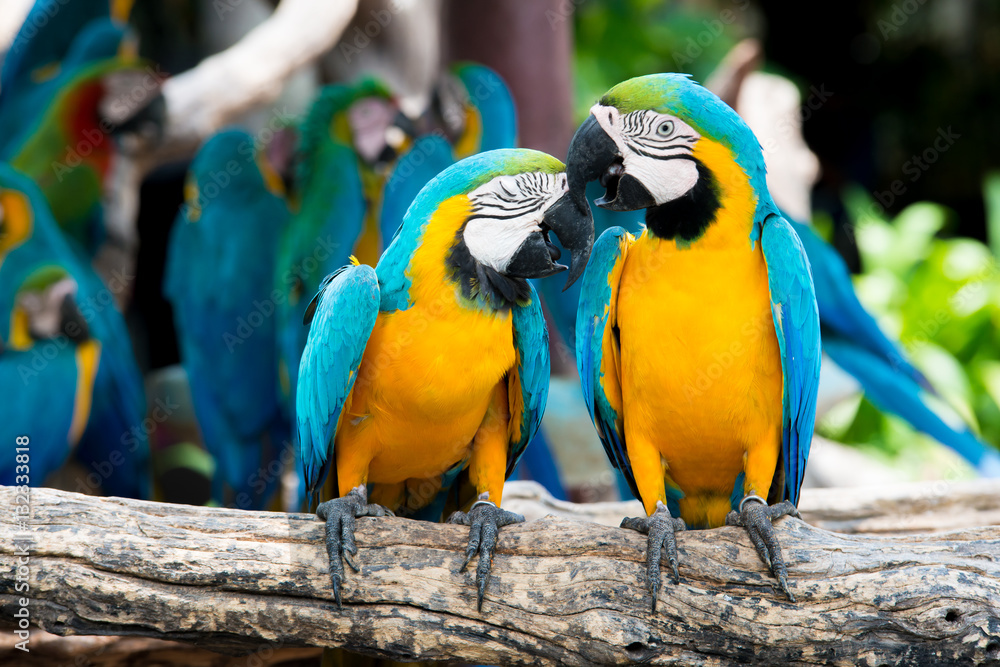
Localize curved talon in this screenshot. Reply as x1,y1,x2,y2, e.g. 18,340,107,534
315,485,393,609
447,499,524,611
620,501,686,612
726,497,799,602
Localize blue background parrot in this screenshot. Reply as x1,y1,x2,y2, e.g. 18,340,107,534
274,77,402,422
566,73,821,607
0,162,149,498
164,129,292,510
433,61,519,160
296,148,592,609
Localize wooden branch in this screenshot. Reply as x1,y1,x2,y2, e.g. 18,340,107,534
2,485,998,665
0,0,33,59
148,0,358,165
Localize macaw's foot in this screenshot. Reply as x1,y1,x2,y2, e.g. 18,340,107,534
315,484,394,608
621,501,686,612
447,497,525,611
725,496,800,601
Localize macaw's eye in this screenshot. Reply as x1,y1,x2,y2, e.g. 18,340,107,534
656,121,674,137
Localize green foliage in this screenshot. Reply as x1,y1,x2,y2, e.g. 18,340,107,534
818,186,1000,465
572,0,747,121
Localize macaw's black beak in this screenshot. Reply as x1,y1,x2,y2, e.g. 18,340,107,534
101,71,166,154
504,191,594,290
59,294,90,343
566,114,656,213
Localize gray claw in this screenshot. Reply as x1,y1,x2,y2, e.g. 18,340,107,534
726,498,799,602
316,485,393,608
621,501,686,612
447,499,524,611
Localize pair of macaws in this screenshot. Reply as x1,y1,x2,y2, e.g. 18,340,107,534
296,73,820,611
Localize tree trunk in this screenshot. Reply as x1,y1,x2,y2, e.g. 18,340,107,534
1,484,998,666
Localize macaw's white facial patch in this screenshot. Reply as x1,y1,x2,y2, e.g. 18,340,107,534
348,97,396,164
17,276,78,339
591,104,702,205
463,171,568,272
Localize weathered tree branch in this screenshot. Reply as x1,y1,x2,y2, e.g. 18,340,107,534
147,0,358,165
1,484,998,666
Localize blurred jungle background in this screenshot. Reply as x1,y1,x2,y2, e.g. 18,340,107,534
2,0,999,513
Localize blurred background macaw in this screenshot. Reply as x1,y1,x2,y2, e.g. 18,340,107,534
0,163,150,498
164,128,292,509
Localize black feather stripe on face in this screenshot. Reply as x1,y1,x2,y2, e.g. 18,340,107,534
446,230,531,311
621,110,698,159
644,160,721,244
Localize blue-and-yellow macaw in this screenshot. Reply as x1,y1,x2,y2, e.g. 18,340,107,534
0,162,149,497
296,148,592,609
278,66,520,418
379,63,519,264
376,62,519,294
378,78,569,500
566,74,821,607
548,194,1000,482
164,129,292,509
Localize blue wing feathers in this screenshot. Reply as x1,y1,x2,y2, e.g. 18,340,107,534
789,216,998,473
761,215,821,505
507,284,549,476
296,265,380,495
824,339,1000,477
575,227,638,497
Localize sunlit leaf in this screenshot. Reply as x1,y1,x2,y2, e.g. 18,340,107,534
983,171,1000,261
